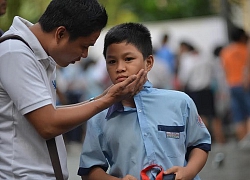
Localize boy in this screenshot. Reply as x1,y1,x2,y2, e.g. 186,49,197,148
78,23,211,180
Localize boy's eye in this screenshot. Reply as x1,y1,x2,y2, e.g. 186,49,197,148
125,57,133,61
107,60,116,64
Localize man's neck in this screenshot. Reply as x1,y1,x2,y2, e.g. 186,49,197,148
29,23,54,56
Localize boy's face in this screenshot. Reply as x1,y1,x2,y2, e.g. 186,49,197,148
105,42,153,84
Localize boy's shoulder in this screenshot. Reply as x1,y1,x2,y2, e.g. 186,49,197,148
88,108,109,124
151,88,190,99
141,88,193,106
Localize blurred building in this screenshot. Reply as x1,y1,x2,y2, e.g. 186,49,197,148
240,0,250,32
218,0,250,35
90,16,228,63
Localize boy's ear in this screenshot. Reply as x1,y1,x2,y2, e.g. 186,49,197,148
146,55,154,71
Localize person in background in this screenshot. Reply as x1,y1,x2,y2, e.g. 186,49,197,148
78,22,211,180
155,34,175,74
211,45,229,145
0,0,147,179
0,0,7,36
220,27,250,149
148,50,173,89
155,34,175,89
177,41,223,142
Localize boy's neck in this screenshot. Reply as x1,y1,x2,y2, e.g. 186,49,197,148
122,98,135,108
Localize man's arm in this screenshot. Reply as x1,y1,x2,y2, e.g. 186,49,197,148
25,69,147,139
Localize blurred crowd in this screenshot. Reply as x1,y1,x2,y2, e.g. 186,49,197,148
56,25,250,154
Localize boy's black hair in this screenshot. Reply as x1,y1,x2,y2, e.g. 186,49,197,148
39,0,108,41
103,22,153,59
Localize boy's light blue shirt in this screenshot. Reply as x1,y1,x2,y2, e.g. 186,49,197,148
78,81,211,180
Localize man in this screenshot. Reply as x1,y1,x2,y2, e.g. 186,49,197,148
0,0,7,36
0,0,147,179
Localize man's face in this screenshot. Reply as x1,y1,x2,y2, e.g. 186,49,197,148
50,29,101,67
0,0,7,16
105,42,153,84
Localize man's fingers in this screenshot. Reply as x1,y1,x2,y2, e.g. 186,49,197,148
136,69,147,84
107,69,147,102
133,69,147,94
119,69,147,94
121,74,137,87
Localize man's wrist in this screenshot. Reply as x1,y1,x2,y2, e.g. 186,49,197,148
89,97,95,102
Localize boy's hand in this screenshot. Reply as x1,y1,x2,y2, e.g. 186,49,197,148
121,174,137,180
164,166,192,180
106,69,147,102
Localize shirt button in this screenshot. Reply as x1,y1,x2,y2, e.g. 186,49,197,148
138,109,142,112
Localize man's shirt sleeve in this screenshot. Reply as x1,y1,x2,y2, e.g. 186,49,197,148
0,45,52,115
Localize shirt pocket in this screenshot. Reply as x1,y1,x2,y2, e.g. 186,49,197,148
157,125,185,158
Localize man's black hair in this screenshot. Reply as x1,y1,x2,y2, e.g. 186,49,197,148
103,22,153,59
39,0,108,41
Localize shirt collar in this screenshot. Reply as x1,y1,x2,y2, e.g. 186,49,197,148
9,16,49,61
106,81,153,118
7,16,56,70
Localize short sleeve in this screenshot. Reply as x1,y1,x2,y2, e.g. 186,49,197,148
78,113,109,176
185,96,211,152
0,47,52,115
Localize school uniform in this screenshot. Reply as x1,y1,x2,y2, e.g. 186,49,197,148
78,81,211,180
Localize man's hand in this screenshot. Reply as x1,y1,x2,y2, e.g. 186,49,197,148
105,69,147,102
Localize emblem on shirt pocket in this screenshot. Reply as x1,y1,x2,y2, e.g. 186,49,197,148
166,132,180,139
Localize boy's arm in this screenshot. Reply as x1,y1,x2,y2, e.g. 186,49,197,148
164,148,208,180
184,148,208,178
81,167,137,180
81,167,118,180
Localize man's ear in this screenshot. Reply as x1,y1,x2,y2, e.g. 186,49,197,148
55,26,67,43
146,55,154,72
